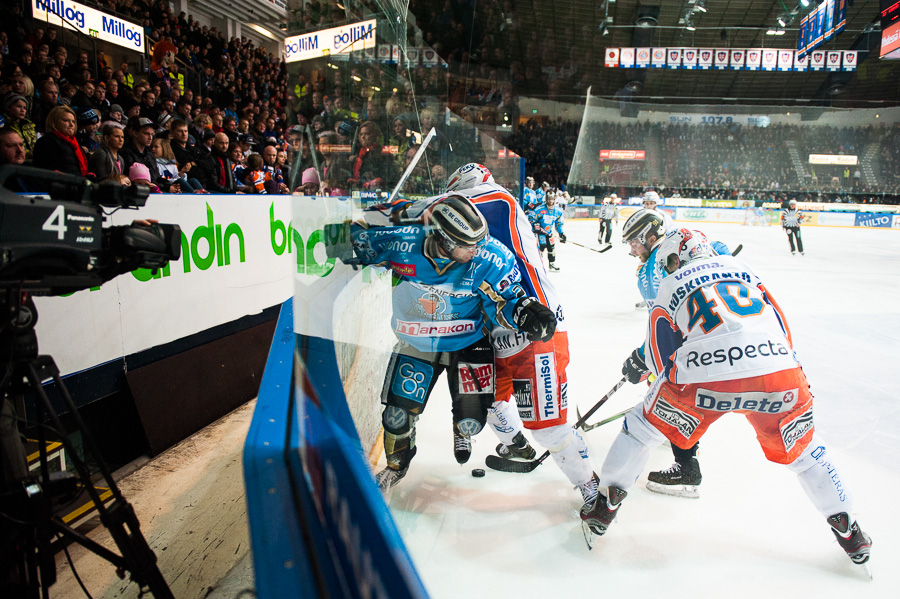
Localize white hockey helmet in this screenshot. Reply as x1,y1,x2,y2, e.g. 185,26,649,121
610,193,618,200
446,163,494,192
789,198,797,206
656,228,715,275
643,190,660,206
622,208,667,246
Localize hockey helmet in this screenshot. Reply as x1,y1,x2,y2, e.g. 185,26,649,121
446,163,494,192
643,190,660,206
789,198,797,206
430,194,488,250
622,208,667,246
656,228,715,275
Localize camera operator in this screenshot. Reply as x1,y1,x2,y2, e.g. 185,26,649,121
121,117,180,193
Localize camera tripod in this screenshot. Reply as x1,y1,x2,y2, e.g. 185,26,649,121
0,292,174,599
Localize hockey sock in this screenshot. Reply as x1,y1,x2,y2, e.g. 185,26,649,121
533,425,593,487
598,405,665,490
487,399,523,447
787,436,853,517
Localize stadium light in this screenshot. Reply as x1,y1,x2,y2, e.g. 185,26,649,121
351,75,362,81
766,28,786,35
695,1,707,13
800,0,810,6
686,23,696,31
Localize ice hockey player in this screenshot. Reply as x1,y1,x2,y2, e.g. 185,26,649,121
620,209,726,498
366,163,602,506
535,181,550,205
530,189,566,271
581,228,873,576
782,198,805,255
597,195,618,245
557,189,569,214
341,195,558,491
522,176,538,214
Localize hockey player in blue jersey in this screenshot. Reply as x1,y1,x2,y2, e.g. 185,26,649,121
344,195,558,491
529,189,566,271
522,176,539,214
619,207,730,498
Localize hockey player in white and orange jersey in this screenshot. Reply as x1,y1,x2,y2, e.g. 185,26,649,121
368,163,601,506
581,228,872,574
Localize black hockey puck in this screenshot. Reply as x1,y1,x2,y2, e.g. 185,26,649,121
471,468,486,478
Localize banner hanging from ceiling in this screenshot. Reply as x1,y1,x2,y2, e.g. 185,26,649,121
603,47,857,72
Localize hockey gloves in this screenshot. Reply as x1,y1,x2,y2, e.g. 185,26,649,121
514,297,557,343
559,233,567,243
622,347,649,384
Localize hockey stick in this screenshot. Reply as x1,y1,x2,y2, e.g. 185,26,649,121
485,376,628,473
577,406,630,432
387,127,436,204
731,244,743,257
570,241,612,254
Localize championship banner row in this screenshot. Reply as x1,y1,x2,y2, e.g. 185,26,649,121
797,0,847,59
603,47,857,72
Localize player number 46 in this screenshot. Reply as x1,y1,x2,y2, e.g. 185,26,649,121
43,205,67,240
687,281,764,333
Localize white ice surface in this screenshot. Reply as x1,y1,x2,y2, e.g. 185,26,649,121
379,220,900,598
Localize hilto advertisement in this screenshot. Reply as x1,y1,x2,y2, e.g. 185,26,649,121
31,0,144,51
284,20,377,63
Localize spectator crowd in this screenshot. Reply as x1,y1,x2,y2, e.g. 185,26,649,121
0,0,897,206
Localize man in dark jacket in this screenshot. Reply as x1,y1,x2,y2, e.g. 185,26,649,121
198,132,237,193
170,118,201,172
121,117,180,193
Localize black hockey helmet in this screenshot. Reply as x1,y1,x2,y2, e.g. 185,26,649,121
430,194,488,249
622,208,667,245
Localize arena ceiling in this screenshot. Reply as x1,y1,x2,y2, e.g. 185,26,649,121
413,0,900,108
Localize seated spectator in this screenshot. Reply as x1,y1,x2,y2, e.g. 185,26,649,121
33,105,90,176
121,117,179,193
198,132,238,193
262,144,289,194
129,162,161,193
230,143,248,193
0,127,26,167
296,167,320,195
2,94,36,161
347,120,397,191
242,153,270,194
89,124,127,182
151,137,207,193
76,107,101,153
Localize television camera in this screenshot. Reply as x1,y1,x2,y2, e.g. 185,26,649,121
0,166,179,598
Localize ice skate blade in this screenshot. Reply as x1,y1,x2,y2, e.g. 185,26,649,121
860,560,873,580
581,520,596,550
646,481,700,498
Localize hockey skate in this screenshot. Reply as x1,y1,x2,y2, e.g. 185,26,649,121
827,512,873,578
375,464,409,492
635,300,648,309
496,431,536,461
580,486,627,549
646,458,702,498
454,431,472,464
548,263,560,271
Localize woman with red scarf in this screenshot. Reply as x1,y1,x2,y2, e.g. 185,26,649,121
33,105,92,177
346,121,397,191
